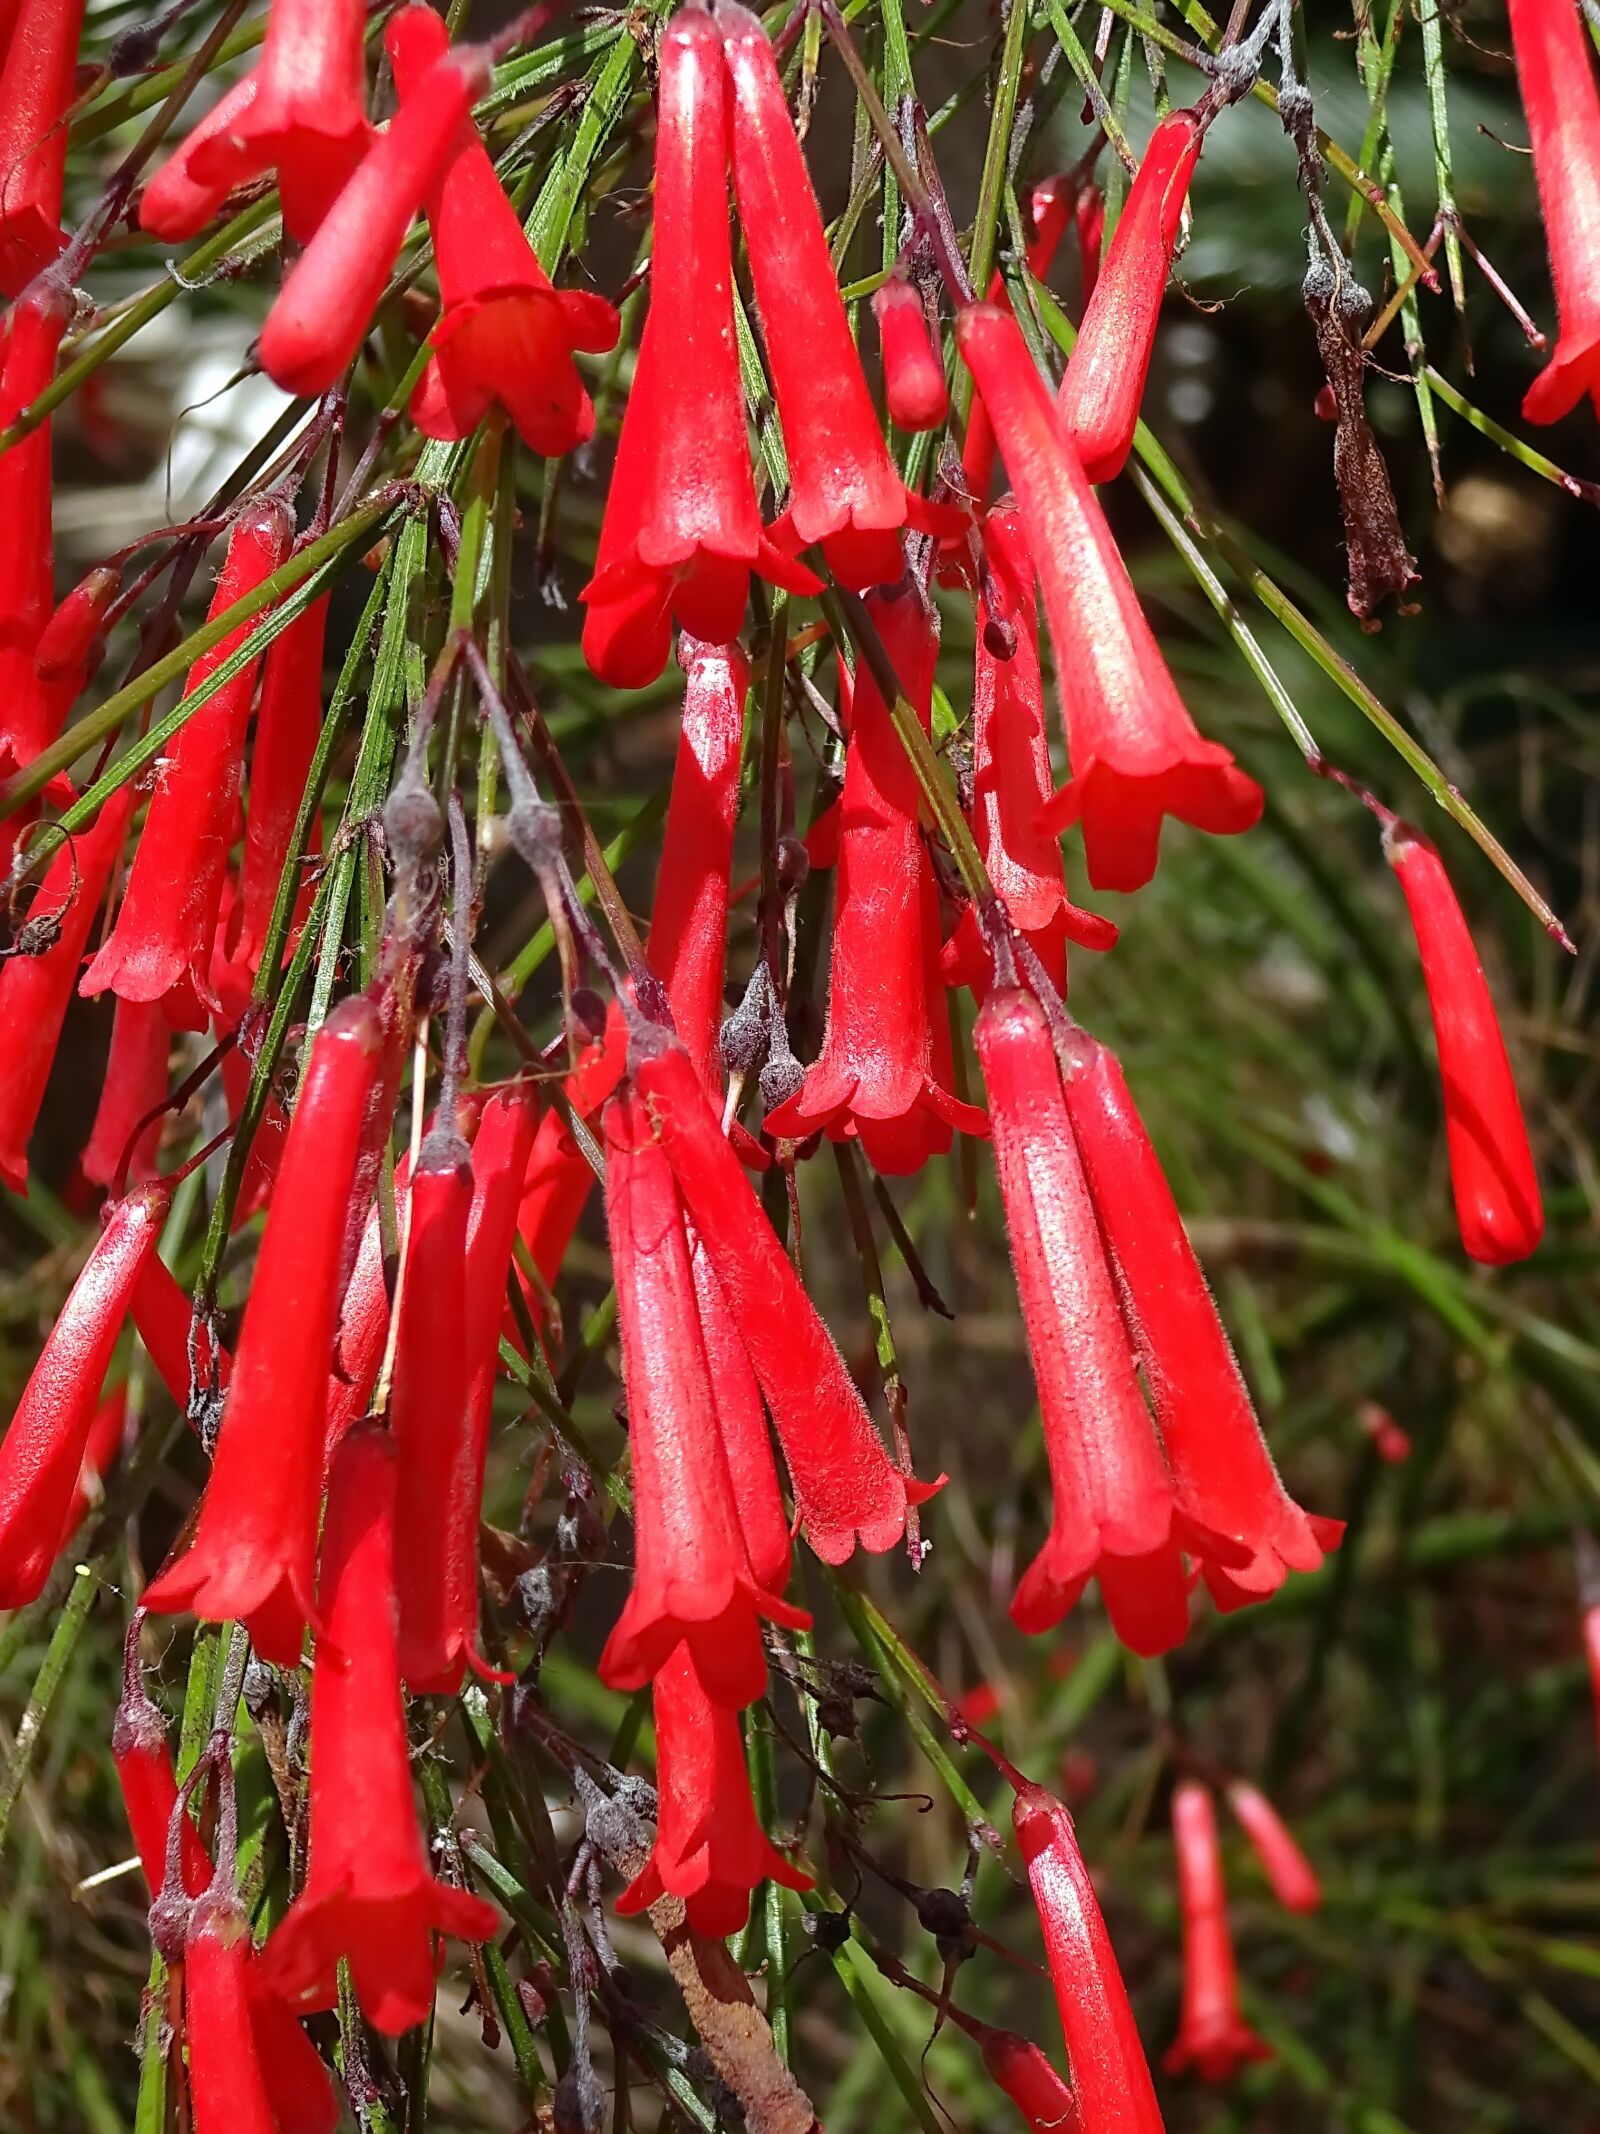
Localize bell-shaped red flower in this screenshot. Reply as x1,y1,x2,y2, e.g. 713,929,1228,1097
261,1425,499,2033
1164,1781,1271,2083
0,0,85,295
957,303,1261,892
765,583,989,1171
236,594,328,978
143,993,389,1663
600,1086,807,1707
1011,1778,1166,2134
873,276,949,433
942,507,1117,996
0,1185,168,1607
1061,1028,1342,1608
977,986,1196,1656
617,1644,812,1937
185,0,373,243
81,502,294,1027
1384,822,1542,1264
112,1619,214,1899
722,6,957,588
1508,0,1600,423
634,1034,939,1562
387,5,619,452
0,789,135,1192
259,40,490,397
1055,110,1203,484
1225,1780,1321,1916
139,76,261,242
0,285,70,779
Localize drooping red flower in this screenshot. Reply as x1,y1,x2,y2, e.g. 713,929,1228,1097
0,1185,168,1607
129,1250,233,1413
956,302,1261,892
508,1046,616,1333
0,284,71,780
245,1982,340,2134
258,40,490,397
0,0,86,295
80,997,169,1192
0,790,134,1192
139,76,261,242
764,583,989,1171
387,5,619,452
617,1644,812,1936
112,1617,213,1900
962,175,1082,506
1225,1780,1321,1916
690,1229,792,1596
722,5,960,588
1507,0,1600,423
184,1893,283,2134
236,594,328,978
321,1140,413,1452
261,1425,499,2034
34,562,120,753
940,2003,1080,2134
1060,1027,1341,1609
81,502,295,1027
976,986,1196,1656
1055,110,1203,484
1011,1778,1166,2134
600,1085,807,1707
1384,822,1543,1264
143,994,389,1663
873,276,949,433
942,506,1118,995
633,1034,939,1563
185,0,373,243
1164,1781,1271,2083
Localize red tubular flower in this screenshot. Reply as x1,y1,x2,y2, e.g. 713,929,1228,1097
508,1048,616,1332
633,1035,939,1563
236,594,328,977
1224,1781,1321,1916
0,0,86,295
81,502,294,1027
1077,186,1107,304
977,987,1196,1656
601,1086,807,1705
387,5,618,452
321,1142,413,1451
0,1186,168,1607
247,1984,340,2134
130,1251,232,1412
873,277,949,433
80,998,170,1191
112,1619,213,1899
261,1425,499,2034
764,585,989,1171
962,177,1080,505
722,6,958,588
258,41,490,397
942,507,1118,996
0,286,70,778
0,790,134,1193
617,1644,812,1936
185,0,372,243
1012,1779,1166,2134
1384,822,1542,1264
1507,0,1600,422
956,303,1261,892
1061,1029,1341,1609
139,76,261,242
691,1233,792,1596
143,994,388,1664
1164,1781,1270,2083
1055,111,1203,484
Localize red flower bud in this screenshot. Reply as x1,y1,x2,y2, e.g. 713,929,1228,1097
1383,823,1542,1264
259,41,490,396
0,1186,168,1606
0,286,70,776
617,1644,812,1936
35,561,120,695
80,998,170,1192
0,790,135,1192
722,6,958,588
1508,0,1600,423
388,5,619,452
186,0,373,243
236,594,329,977
977,987,1193,1656
261,1425,499,2033
956,302,1261,892
140,75,261,241
1224,1780,1321,1916
112,1621,212,1898
971,2022,1080,2134
1061,1030,1342,1609
764,584,989,1171
1055,111,1203,484
143,994,389,1662
633,1035,939,1563
873,277,949,433
1164,1781,1270,2083
1011,1779,1166,2134
0,0,85,295
81,502,295,1027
